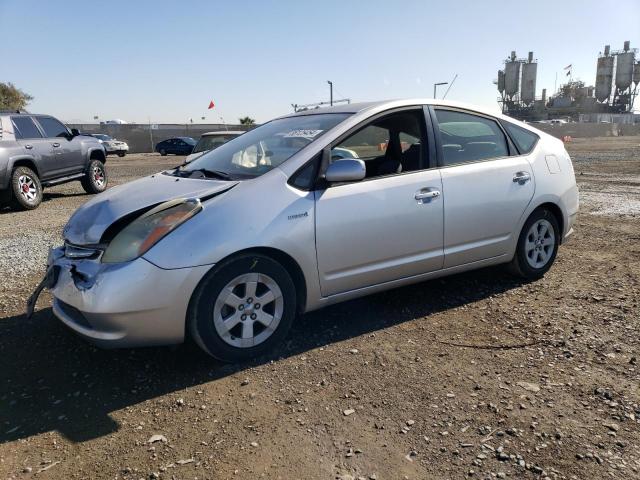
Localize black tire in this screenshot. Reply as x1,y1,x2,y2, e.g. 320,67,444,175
509,208,560,280
117,152,126,157
160,149,167,156
189,253,297,362
81,160,108,194
10,166,42,210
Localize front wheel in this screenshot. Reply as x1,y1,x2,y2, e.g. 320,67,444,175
117,152,126,157
189,254,297,362
160,149,167,156
81,160,108,194
509,208,560,280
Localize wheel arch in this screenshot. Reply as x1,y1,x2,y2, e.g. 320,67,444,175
217,246,307,314
184,246,308,343
530,201,565,244
10,156,40,177
88,147,106,164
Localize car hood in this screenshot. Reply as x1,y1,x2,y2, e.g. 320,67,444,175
63,172,237,245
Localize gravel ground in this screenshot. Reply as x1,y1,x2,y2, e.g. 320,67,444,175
0,140,639,480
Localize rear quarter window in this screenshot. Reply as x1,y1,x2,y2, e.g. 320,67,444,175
502,121,539,154
12,116,43,139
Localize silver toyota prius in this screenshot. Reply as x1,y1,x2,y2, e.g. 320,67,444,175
32,99,579,362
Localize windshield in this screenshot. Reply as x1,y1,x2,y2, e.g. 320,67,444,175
180,113,350,179
193,134,240,154
94,134,112,141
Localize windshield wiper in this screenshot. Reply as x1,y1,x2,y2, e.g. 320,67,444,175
187,168,232,180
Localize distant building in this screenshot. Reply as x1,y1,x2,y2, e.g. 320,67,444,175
496,42,639,122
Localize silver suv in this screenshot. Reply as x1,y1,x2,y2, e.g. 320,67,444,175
0,111,108,210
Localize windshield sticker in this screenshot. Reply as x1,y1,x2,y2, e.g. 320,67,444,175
284,129,323,138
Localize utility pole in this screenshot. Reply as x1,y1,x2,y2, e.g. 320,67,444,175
433,82,448,99
148,117,154,152
327,80,333,106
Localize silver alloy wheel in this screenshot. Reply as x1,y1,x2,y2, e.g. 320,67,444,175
17,175,38,202
93,164,105,187
525,219,555,269
213,272,284,348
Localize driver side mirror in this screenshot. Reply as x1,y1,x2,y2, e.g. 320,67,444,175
324,159,366,183
70,128,80,137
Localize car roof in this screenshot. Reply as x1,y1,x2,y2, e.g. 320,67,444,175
281,98,502,118
278,98,543,136
200,131,244,136
0,111,50,116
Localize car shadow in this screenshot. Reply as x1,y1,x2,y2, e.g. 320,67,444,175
0,192,87,214
42,192,87,201
0,266,527,444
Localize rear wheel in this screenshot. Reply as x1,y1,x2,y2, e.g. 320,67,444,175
117,152,126,157
81,160,108,194
10,166,42,210
160,148,167,156
189,254,297,362
510,208,560,279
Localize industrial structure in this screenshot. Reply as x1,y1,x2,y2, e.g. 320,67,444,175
497,41,639,122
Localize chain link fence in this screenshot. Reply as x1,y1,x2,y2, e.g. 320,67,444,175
67,123,252,153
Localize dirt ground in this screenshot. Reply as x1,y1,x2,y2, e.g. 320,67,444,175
1,138,639,480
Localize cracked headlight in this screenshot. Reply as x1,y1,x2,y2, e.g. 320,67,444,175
102,198,202,263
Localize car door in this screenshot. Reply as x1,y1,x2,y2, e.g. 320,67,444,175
34,116,84,176
315,108,444,297
430,107,534,268
10,116,56,177
180,140,194,155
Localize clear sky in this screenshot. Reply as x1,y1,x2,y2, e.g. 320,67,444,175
1,0,638,123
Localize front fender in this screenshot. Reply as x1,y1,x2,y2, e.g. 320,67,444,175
142,169,322,312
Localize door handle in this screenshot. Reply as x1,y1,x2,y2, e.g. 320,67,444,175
415,189,441,203
512,171,531,185
52,142,60,148
25,144,33,150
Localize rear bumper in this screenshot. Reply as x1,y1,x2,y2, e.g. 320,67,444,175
563,212,577,242
49,247,211,348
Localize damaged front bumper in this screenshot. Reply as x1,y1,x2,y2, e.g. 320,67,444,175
41,246,212,348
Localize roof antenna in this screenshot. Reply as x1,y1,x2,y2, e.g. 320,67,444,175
442,74,458,99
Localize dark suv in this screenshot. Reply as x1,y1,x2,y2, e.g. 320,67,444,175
0,112,107,210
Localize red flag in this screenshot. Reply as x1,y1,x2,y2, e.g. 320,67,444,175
208,100,215,109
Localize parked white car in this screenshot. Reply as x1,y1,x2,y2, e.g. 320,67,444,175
32,99,579,362
90,134,129,157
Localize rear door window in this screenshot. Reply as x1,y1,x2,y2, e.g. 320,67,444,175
502,121,539,154
36,116,69,138
12,116,43,139
434,110,509,166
